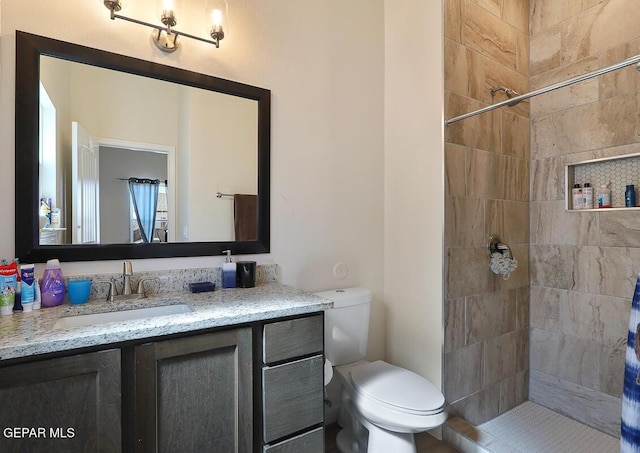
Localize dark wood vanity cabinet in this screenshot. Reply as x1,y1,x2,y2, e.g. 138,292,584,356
0,349,122,453
261,314,325,453
133,328,253,453
0,312,325,453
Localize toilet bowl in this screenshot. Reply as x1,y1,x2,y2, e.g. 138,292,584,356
316,287,447,453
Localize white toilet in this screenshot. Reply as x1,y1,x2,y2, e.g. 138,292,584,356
317,287,447,453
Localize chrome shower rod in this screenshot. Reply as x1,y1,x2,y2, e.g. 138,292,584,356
444,53,640,126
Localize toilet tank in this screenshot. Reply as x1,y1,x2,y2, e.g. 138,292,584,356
315,287,371,366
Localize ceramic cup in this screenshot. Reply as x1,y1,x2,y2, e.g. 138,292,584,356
67,279,91,305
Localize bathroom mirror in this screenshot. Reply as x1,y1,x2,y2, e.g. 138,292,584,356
15,31,270,262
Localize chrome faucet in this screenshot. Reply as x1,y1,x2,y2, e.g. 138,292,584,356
122,260,134,295
97,261,156,301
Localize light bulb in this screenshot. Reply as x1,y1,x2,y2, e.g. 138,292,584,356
211,9,223,27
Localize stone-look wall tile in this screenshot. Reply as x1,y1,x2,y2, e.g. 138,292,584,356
499,374,517,414
484,331,518,386
530,200,599,245
600,343,626,397
445,0,463,42
532,95,637,158
561,292,630,347
445,297,467,353
573,246,640,299
510,157,530,202
444,342,484,402
445,91,502,152
463,0,518,69
466,289,517,345
530,0,582,35
530,286,564,331
445,143,467,196
449,383,502,425
530,24,561,75
516,32,530,77
600,247,640,298
447,247,499,299
561,0,640,66
516,286,530,330
600,211,640,247
530,244,575,289
500,243,529,290
502,112,529,159
473,0,502,17
446,196,486,247
582,0,605,10
530,328,600,388
502,0,529,33
444,0,531,427
466,148,500,199
515,369,530,405
515,328,530,373
445,38,471,95
529,369,622,437
530,158,564,201
598,40,640,99
530,55,600,89
485,199,529,245
571,246,603,295
530,79,599,121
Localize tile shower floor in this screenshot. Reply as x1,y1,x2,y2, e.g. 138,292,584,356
445,401,619,453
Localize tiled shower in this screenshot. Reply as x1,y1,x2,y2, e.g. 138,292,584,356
444,0,640,440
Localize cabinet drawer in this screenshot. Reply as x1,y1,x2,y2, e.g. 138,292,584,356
263,427,323,453
263,314,323,364
262,355,324,443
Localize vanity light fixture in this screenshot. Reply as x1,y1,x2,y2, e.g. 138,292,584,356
103,0,227,52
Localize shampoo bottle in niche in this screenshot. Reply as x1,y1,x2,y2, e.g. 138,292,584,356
598,183,611,208
626,184,636,207
41,259,65,307
582,183,593,209
222,250,236,289
572,184,583,209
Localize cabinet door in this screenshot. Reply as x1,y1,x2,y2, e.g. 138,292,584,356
135,328,252,453
0,349,122,453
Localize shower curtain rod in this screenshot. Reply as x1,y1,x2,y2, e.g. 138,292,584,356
444,53,640,126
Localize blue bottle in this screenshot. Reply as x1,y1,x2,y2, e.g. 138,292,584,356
221,250,236,289
626,184,636,207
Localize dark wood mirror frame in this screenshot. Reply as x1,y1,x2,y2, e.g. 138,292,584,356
15,31,270,263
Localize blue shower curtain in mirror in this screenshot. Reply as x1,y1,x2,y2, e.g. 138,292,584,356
128,178,160,244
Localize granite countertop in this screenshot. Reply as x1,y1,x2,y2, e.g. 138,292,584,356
0,283,331,362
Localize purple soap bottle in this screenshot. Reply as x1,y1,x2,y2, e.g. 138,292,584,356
41,259,65,307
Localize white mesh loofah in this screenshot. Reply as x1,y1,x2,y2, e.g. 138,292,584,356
490,252,518,280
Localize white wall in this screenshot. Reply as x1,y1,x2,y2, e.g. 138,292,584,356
384,0,444,387
0,0,388,359
1,1,445,380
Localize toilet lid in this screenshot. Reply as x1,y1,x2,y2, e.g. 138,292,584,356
351,361,445,414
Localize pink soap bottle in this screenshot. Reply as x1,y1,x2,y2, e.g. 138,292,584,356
41,259,65,307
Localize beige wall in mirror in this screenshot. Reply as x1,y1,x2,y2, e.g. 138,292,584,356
39,55,257,246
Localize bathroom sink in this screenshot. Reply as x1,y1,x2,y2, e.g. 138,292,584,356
53,304,193,330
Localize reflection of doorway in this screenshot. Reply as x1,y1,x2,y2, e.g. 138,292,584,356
96,139,175,245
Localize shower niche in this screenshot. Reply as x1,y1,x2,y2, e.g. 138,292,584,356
565,152,640,211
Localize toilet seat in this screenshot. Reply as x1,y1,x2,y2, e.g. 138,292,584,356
351,360,445,415
345,360,447,433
